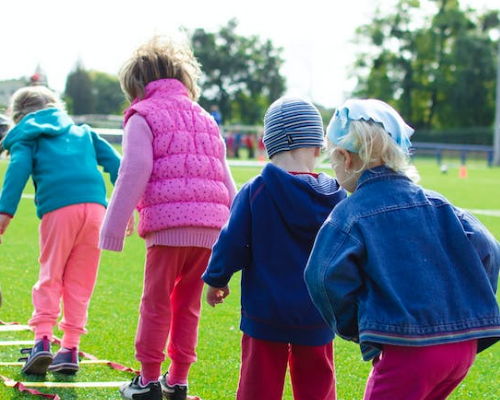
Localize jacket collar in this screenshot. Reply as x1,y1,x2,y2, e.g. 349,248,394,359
356,165,409,191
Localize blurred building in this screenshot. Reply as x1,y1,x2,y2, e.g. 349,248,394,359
0,79,25,109
0,65,48,109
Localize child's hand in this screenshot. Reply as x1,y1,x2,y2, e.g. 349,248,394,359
206,285,230,307
125,214,135,236
0,214,12,244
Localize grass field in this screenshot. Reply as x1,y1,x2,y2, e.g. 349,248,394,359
0,156,499,399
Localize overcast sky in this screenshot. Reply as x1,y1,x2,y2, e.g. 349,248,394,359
0,0,497,108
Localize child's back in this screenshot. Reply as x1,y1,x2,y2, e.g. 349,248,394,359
99,35,236,400
0,107,119,219
203,97,346,400
0,85,121,376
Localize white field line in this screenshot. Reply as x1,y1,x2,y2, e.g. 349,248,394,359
467,209,500,217
0,360,110,366
0,340,32,346
2,380,128,388
0,325,31,332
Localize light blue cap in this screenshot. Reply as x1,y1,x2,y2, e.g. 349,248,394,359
326,99,414,154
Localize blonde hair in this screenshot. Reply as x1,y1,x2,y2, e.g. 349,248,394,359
328,120,419,182
10,86,63,124
119,35,201,102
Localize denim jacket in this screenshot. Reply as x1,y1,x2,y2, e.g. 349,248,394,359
305,166,500,361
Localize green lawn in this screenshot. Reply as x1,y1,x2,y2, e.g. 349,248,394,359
0,157,499,399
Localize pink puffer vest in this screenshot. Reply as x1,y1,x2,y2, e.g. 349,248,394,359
124,79,230,238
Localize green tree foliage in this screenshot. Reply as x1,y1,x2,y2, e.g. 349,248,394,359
65,65,125,116
190,19,286,125
90,71,125,115
352,0,499,130
64,61,94,115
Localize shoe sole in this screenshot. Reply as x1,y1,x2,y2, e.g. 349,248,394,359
22,352,53,375
48,363,79,375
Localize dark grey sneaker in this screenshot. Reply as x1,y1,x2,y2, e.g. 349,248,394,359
159,373,188,400
48,347,79,374
19,336,53,375
119,375,162,400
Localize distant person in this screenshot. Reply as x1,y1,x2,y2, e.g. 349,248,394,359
0,114,10,156
257,130,265,160
0,86,121,375
244,133,255,159
225,133,235,157
210,105,222,126
233,130,242,158
99,35,236,400
203,97,347,400
305,99,500,400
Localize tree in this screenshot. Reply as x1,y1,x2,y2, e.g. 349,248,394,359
64,61,94,115
352,0,499,131
190,19,286,125
90,71,125,115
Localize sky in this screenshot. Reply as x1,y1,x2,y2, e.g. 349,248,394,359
0,0,498,109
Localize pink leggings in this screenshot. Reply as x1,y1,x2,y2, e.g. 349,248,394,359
236,334,336,400
135,245,211,384
30,203,105,349
364,340,477,400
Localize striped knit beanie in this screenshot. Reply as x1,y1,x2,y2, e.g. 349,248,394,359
263,97,325,158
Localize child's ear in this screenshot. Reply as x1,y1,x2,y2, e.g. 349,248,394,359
314,147,321,157
337,148,353,170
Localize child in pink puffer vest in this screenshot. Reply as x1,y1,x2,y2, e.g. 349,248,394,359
99,35,236,400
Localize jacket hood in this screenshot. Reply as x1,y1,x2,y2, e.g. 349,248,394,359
261,163,347,233
2,108,72,151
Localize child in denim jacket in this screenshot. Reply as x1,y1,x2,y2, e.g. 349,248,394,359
305,99,500,400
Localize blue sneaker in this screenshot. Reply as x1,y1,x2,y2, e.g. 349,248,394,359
47,347,79,374
119,375,162,400
19,336,53,375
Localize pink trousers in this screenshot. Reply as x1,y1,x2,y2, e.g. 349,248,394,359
363,340,477,400
236,334,337,400
30,203,105,349
135,245,211,384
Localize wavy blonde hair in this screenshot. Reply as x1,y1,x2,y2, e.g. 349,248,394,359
327,120,419,182
119,35,201,102
10,86,63,124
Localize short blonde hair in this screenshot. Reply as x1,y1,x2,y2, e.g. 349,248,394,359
327,120,419,181
10,86,63,124
119,35,201,102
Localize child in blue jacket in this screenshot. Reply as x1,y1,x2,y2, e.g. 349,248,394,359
203,97,347,400
0,86,121,376
305,98,500,400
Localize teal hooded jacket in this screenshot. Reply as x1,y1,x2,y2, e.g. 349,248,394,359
0,108,121,219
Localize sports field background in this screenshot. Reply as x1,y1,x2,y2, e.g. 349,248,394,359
0,156,499,399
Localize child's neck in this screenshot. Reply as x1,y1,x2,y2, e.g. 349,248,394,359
271,150,316,173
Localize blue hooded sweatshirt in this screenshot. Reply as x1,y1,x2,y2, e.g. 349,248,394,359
0,108,121,219
202,163,347,345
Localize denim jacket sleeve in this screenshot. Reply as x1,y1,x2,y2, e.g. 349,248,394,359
456,207,500,293
305,218,365,342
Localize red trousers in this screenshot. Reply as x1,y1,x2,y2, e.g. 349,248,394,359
236,334,336,400
364,340,477,400
135,245,211,383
